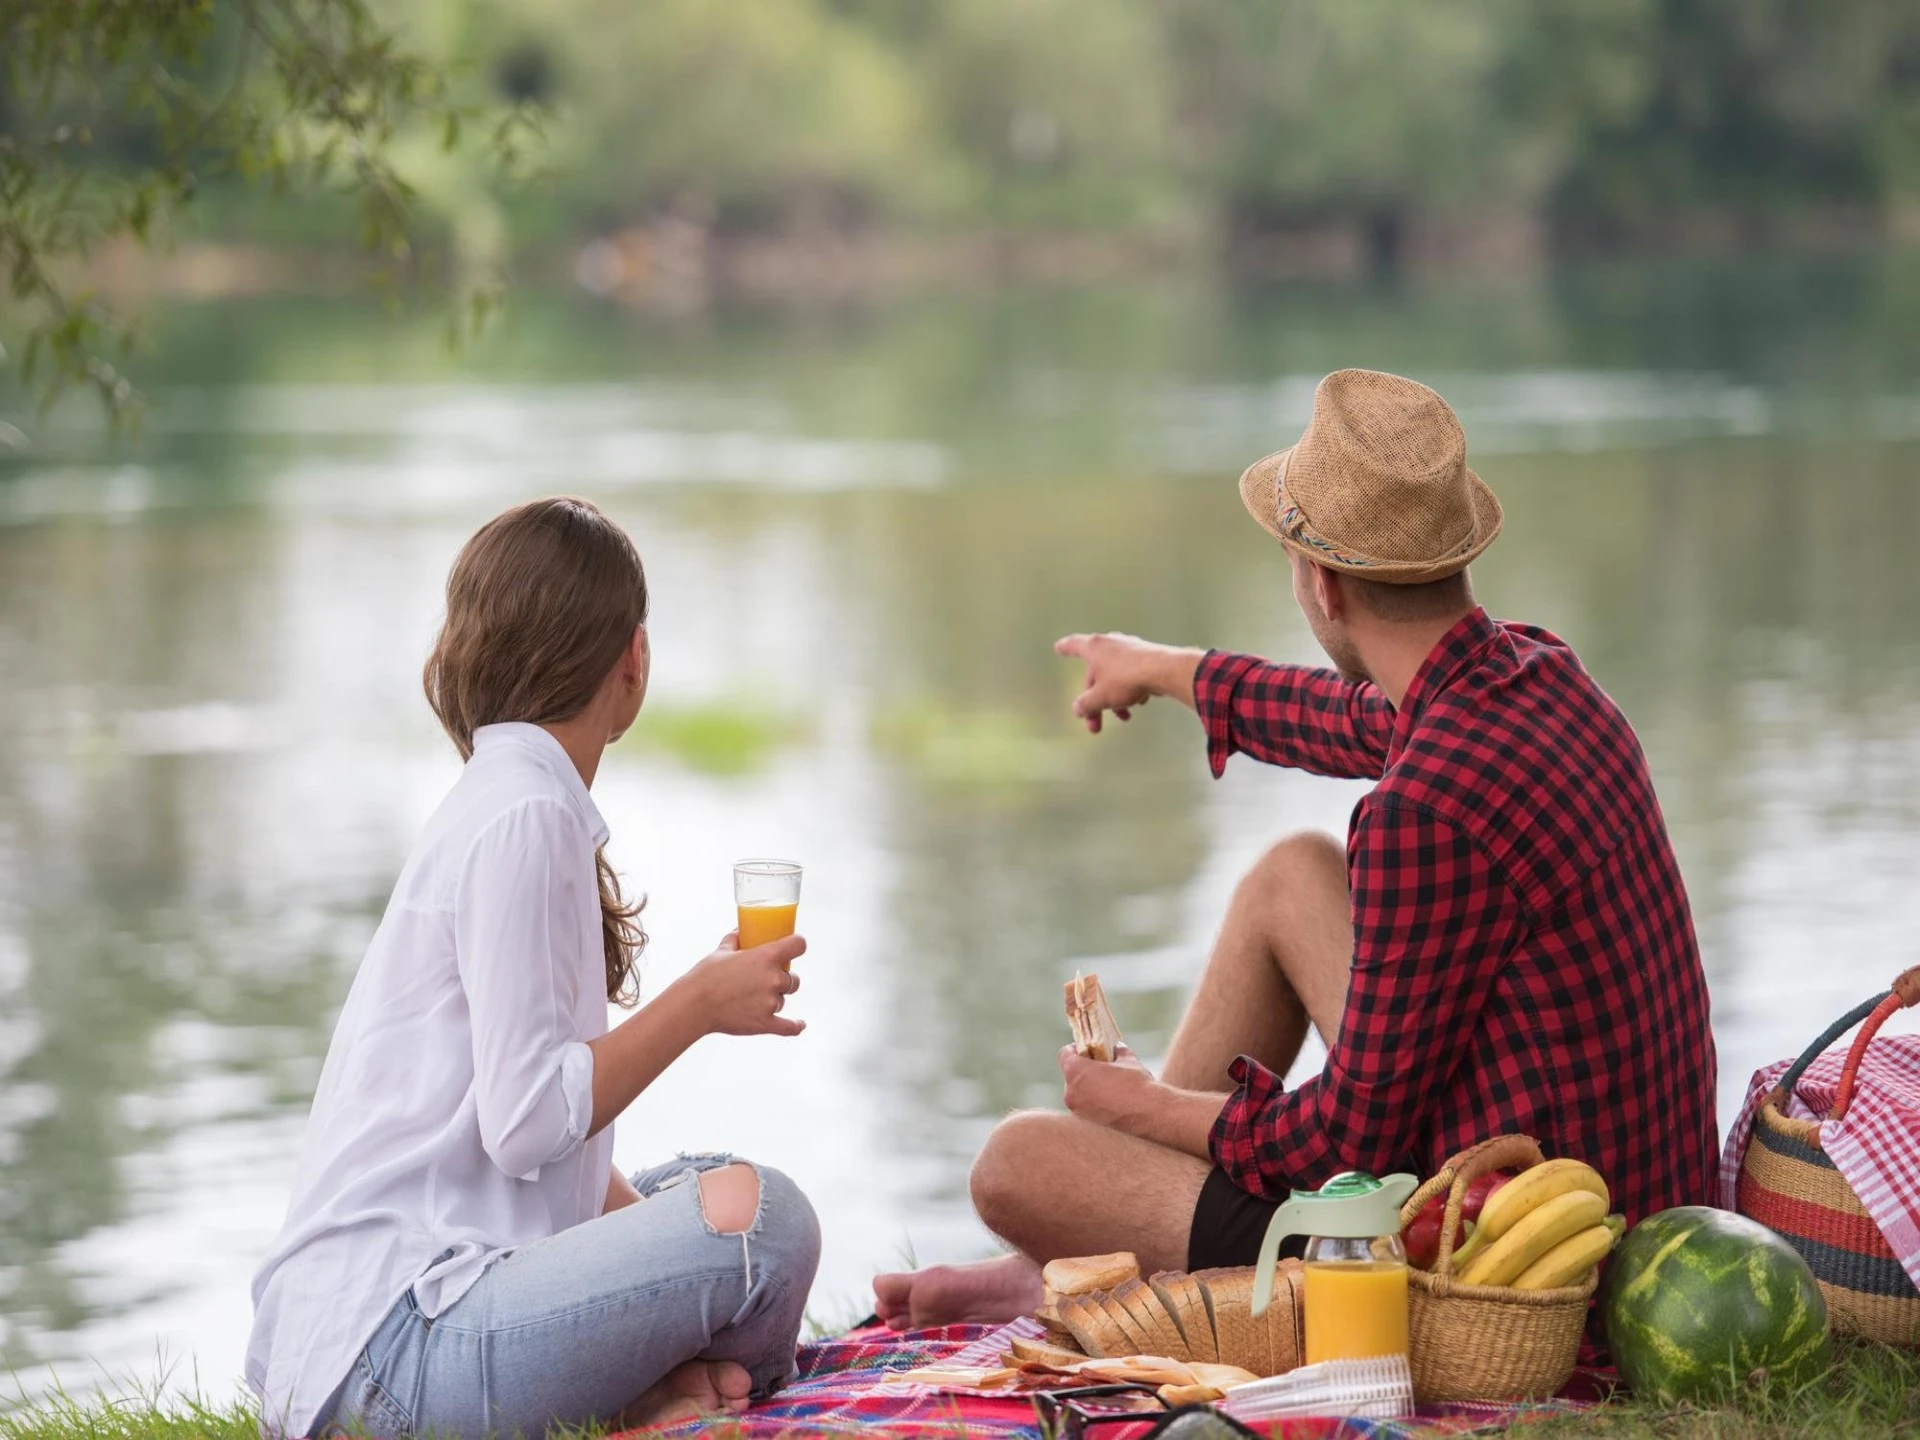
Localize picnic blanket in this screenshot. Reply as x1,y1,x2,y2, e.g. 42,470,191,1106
1722,1033,1920,1293
626,1322,1601,1439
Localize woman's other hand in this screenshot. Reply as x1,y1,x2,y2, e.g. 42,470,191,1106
689,932,806,1038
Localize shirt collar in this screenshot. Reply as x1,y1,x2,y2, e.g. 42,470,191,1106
1388,606,1501,752
471,722,611,848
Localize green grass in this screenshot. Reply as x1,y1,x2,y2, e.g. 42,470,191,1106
1501,1337,1920,1438
3,1338,1915,1439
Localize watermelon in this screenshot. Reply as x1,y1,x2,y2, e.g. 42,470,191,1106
1601,1206,1831,1405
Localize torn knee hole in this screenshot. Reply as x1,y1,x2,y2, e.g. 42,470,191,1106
697,1162,760,1234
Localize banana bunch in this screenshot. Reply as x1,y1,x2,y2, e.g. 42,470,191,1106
1453,1159,1625,1291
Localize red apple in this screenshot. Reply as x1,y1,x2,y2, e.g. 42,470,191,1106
1402,1171,1512,1270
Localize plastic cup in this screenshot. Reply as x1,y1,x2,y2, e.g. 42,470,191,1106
733,859,802,953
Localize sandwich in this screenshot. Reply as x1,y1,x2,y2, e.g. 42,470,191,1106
1064,971,1125,1061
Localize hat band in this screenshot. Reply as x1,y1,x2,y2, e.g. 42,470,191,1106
1278,500,1481,569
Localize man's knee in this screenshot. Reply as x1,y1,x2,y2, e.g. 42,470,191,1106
1239,830,1344,901
970,1111,1064,1230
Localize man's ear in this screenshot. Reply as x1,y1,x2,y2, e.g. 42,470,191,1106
1314,564,1346,623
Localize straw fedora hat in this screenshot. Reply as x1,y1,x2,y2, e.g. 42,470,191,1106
1238,369,1502,583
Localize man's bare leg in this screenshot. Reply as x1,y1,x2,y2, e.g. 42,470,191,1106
873,1113,1209,1328
1161,830,1353,1092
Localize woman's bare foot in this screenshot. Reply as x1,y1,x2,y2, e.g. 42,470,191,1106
872,1253,1044,1329
619,1358,753,1428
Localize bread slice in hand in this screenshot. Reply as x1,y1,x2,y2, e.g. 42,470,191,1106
1149,1272,1217,1364
1064,972,1125,1061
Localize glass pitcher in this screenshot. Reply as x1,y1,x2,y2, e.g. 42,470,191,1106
1251,1170,1419,1364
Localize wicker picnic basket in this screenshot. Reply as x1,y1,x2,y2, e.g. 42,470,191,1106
1399,1135,1594,1404
1735,965,1920,1348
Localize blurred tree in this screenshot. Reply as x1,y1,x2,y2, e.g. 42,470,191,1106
1163,0,1656,264
1550,0,1920,244
0,0,539,415
530,0,936,231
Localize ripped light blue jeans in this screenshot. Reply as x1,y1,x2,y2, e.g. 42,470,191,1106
313,1155,821,1438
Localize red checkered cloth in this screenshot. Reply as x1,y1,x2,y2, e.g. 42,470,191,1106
617,1323,1602,1439
1195,608,1719,1237
1721,1035,1920,1292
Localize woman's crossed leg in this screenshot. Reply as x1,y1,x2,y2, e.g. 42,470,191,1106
321,1154,820,1438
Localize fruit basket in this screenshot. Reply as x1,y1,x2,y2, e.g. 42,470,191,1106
1399,1135,1596,1404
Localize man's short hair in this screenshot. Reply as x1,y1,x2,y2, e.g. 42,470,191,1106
1341,569,1474,623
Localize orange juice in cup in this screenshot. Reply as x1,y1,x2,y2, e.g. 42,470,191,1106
734,860,802,954
1303,1260,1410,1363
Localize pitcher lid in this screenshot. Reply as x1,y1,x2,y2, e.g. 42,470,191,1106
1281,1170,1418,1238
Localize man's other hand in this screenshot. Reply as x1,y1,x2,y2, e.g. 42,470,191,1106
1060,1044,1157,1129
1054,633,1205,733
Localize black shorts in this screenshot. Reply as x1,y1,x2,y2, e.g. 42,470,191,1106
1187,1167,1303,1270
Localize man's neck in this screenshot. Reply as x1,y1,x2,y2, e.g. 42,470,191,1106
1361,609,1477,711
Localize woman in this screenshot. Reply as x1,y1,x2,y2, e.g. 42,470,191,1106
246,497,820,1438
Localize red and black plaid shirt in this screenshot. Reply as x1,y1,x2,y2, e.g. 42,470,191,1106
1197,608,1719,1230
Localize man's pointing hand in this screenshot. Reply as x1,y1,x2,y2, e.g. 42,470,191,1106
1054,633,1206,734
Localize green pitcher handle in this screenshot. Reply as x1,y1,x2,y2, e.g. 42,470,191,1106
1250,1172,1420,1316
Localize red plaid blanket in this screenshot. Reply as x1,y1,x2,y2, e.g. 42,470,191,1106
622,1324,1601,1439
1722,1035,1920,1292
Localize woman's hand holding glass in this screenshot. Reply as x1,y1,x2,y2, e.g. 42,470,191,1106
687,931,806,1038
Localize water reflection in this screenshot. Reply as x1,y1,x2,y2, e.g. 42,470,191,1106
1,254,1918,1399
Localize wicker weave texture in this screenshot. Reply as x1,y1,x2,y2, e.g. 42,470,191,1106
1738,1101,1920,1347
1399,1135,1594,1402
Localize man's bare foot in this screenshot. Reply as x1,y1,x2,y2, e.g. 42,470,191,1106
619,1358,753,1428
872,1253,1043,1330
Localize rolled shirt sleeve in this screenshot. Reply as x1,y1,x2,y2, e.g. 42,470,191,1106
1194,650,1395,780
454,797,599,1182
1209,796,1519,1196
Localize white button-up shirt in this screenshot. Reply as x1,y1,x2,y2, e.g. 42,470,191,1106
247,723,615,1437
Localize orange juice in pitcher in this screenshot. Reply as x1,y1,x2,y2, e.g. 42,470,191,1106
1303,1259,1410,1362
1251,1170,1418,1364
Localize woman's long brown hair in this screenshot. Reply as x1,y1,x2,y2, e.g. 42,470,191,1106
422,496,647,1005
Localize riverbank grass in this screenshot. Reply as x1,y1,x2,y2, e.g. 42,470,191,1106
3,1338,1916,1439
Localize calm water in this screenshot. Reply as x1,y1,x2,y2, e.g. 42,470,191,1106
3,253,1919,1402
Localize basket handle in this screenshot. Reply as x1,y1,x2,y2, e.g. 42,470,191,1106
1767,965,1920,1123
1397,1133,1544,1279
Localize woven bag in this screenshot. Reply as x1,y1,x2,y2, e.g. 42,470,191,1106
1398,1135,1593,1403
1735,965,1920,1347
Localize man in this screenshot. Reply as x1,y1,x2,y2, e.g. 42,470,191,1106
875,368,1718,1329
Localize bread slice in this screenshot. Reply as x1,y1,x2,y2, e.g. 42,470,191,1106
1042,1251,1139,1302
1112,1278,1188,1361
1057,1292,1130,1358
1149,1272,1216,1364
1261,1259,1304,1374
1096,1290,1159,1356
1064,972,1125,1061
1193,1268,1264,1375
1007,1335,1088,1369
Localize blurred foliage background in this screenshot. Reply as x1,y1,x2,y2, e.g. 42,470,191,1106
7,0,1920,371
